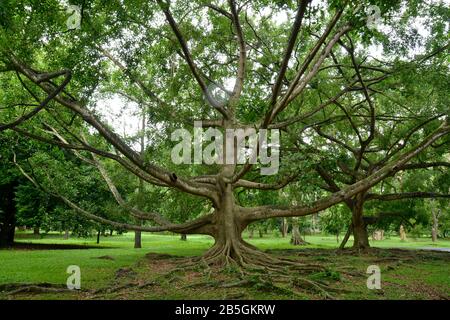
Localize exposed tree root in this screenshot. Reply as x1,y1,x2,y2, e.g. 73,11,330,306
290,237,310,246
92,282,136,294
174,241,327,276
156,242,346,299
89,280,158,298
0,283,75,295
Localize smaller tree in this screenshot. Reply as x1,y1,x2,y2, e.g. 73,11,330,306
320,204,350,244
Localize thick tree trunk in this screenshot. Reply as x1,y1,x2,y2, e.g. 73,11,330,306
180,233,187,241
33,226,40,235
0,183,17,248
200,183,259,266
351,194,370,250
290,217,308,245
0,212,16,247
134,230,142,248
372,230,384,241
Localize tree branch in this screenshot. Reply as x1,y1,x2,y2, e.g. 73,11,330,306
156,0,229,118
241,119,450,222
366,192,450,201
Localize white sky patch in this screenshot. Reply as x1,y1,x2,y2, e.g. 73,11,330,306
95,95,141,140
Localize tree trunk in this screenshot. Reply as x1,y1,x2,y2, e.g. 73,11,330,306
33,226,40,235
134,106,146,249
351,194,370,250
0,182,17,248
431,208,439,242
110,229,113,236
180,233,187,241
290,217,308,245
281,218,288,237
199,183,258,266
134,230,142,248
96,230,100,244
399,224,407,241
248,227,254,239
339,224,353,249
64,230,69,240
312,214,318,234
372,230,384,241
336,233,339,243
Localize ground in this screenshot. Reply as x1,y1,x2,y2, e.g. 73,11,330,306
0,231,449,300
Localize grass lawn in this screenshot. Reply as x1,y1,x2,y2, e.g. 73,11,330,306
0,232,449,300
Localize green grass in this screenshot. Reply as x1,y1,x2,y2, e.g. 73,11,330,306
0,232,449,299
0,233,214,289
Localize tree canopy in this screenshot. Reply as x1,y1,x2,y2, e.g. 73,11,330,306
0,0,449,266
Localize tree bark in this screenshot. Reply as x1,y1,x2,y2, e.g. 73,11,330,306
134,103,146,249
431,207,439,242
180,233,187,241
199,183,259,266
290,217,308,245
372,230,384,241
96,230,100,244
33,226,40,235
281,218,288,237
339,224,352,249
134,230,142,248
0,182,17,248
399,224,407,241
351,193,370,250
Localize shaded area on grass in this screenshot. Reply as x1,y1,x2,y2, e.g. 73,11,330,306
4,242,109,250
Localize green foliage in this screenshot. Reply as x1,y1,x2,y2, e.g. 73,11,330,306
0,0,448,242
319,204,350,236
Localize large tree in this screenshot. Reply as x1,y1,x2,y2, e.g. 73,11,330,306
309,55,450,249
1,0,449,268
